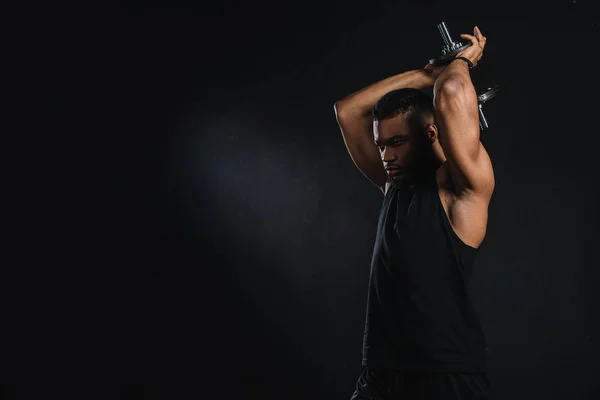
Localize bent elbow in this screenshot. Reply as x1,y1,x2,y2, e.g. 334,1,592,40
334,101,347,120
434,79,468,108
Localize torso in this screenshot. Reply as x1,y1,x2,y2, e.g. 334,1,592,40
384,162,490,249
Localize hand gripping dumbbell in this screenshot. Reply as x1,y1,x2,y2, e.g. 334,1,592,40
429,21,499,130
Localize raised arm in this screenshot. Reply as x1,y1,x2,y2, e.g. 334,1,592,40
334,67,443,193
433,26,495,198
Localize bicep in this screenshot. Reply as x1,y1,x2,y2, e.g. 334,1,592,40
434,82,494,196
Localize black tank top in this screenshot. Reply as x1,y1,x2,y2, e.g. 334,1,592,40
361,177,488,372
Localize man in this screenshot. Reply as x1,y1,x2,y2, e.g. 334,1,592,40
334,26,495,399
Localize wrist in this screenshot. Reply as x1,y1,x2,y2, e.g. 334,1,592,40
453,56,473,69
420,67,438,87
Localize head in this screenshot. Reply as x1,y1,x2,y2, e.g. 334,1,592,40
372,88,445,183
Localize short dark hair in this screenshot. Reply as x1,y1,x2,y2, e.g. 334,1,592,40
372,88,435,128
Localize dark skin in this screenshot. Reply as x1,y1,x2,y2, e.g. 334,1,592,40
335,26,494,249
373,111,442,187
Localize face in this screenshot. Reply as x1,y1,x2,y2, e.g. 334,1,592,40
373,113,433,182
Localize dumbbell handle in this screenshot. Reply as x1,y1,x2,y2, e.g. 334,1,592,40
437,22,454,48
478,104,489,130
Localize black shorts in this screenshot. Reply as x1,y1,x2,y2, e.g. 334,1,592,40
350,367,494,400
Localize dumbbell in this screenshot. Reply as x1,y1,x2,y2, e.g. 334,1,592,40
429,21,498,130
428,21,472,66
477,85,499,130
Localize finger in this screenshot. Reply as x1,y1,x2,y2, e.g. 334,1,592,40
461,33,485,51
480,37,486,50
478,35,487,50
460,33,479,46
476,27,488,48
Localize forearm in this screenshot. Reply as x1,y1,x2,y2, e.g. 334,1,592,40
335,68,435,118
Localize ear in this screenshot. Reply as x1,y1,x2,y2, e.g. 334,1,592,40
424,123,438,143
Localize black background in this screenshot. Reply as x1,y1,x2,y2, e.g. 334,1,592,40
9,0,600,398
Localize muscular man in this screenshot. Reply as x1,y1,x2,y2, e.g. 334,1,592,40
334,26,495,399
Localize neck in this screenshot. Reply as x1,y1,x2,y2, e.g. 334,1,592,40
396,156,442,187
